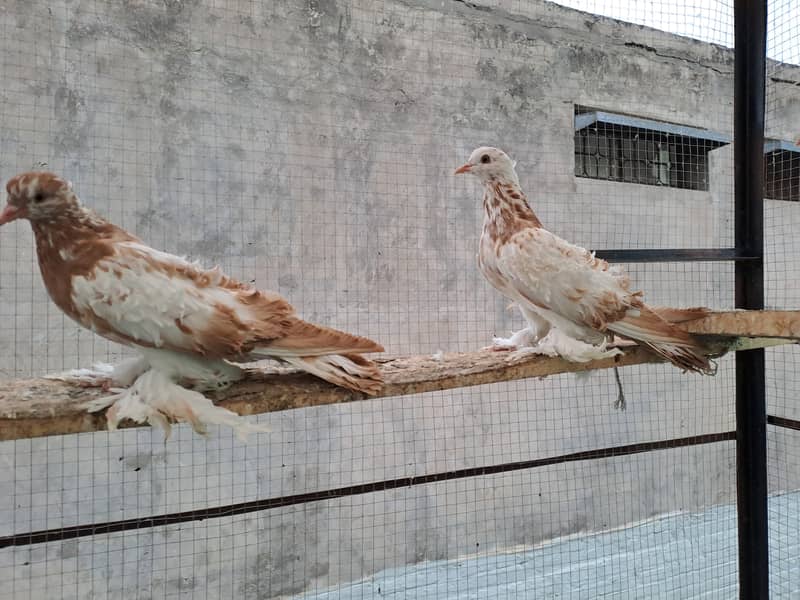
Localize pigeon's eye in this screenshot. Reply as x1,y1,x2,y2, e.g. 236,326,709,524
33,192,45,203
480,154,491,164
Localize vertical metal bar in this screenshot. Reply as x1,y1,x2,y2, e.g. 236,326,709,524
734,0,768,597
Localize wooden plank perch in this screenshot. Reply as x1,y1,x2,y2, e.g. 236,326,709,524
0,310,797,441
684,310,800,339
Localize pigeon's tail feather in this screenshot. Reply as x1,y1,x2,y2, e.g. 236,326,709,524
282,353,383,395
255,318,384,358
609,306,713,374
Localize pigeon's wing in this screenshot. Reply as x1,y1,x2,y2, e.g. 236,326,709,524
496,228,712,373
495,228,643,331
70,241,382,359
68,241,285,356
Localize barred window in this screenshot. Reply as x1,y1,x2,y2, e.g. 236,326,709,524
764,141,800,201
574,107,729,191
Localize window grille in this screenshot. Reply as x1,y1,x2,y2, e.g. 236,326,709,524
764,141,800,201
574,106,729,191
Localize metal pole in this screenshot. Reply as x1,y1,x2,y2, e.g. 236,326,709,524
734,0,768,597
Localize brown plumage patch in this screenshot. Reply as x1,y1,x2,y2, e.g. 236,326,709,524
483,183,543,245
33,221,135,322
6,172,67,199
514,205,541,227
174,318,192,335
264,318,385,355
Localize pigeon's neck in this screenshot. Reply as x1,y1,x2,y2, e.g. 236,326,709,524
482,180,542,243
32,209,125,255
31,209,134,318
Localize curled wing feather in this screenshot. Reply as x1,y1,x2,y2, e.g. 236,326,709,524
495,228,643,330
70,242,294,356
70,242,383,359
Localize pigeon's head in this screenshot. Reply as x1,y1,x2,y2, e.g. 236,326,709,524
1,172,79,225
454,147,519,184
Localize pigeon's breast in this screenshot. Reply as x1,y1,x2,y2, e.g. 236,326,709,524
33,225,110,325
36,241,71,313
478,228,511,295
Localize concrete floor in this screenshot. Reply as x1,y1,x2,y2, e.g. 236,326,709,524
299,491,800,599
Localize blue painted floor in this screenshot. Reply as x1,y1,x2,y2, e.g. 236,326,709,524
301,492,800,599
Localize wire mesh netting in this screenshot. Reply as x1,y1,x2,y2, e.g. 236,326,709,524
0,0,797,598
765,0,800,597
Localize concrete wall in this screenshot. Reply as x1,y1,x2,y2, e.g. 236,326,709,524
0,0,799,597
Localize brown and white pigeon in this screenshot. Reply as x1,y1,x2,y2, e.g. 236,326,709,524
455,146,712,374
0,172,384,438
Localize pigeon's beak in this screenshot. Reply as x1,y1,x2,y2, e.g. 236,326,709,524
0,204,24,225
454,163,472,175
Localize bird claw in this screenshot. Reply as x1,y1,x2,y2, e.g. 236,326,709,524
485,327,539,353
509,345,558,360
46,357,150,390
503,330,624,363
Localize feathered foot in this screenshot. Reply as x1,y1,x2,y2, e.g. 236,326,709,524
483,327,537,352
138,348,245,392
45,356,150,390
510,329,623,362
85,369,270,442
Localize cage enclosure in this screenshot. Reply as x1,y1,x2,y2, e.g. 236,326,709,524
0,0,799,598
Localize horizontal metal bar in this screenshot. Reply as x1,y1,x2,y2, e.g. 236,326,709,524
594,248,759,263
0,431,735,549
767,415,800,431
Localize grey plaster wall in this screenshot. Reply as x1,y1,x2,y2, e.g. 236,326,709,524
0,0,798,598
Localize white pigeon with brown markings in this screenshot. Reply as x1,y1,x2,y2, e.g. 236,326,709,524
455,147,713,374
0,172,384,438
